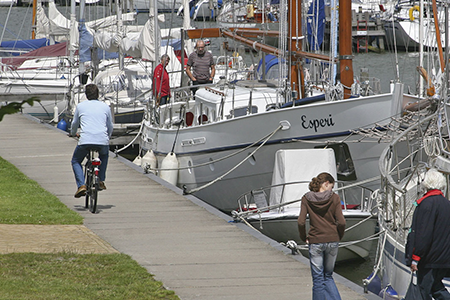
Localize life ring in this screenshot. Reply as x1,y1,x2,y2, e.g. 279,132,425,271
409,5,420,21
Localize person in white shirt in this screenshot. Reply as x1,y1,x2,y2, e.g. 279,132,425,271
70,84,114,198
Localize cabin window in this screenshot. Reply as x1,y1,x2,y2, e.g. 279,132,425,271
314,143,357,181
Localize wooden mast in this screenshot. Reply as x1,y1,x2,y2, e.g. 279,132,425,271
432,0,445,73
31,0,37,39
339,0,353,98
289,0,304,98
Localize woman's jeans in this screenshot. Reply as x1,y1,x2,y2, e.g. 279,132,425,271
71,144,109,188
309,242,341,300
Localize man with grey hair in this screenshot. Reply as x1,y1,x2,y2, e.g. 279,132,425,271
153,54,171,106
405,168,450,299
186,40,215,95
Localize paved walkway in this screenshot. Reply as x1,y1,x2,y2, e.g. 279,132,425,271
0,114,379,300
0,224,118,254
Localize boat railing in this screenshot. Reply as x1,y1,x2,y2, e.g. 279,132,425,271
232,179,377,220
146,81,278,128
377,111,442,240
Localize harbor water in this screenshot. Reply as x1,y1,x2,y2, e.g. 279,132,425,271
0,4,423,290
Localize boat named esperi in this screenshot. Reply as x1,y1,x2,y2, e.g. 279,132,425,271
136,0,419,213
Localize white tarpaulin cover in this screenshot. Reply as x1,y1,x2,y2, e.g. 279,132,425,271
269,149,337,209
37,0,135,44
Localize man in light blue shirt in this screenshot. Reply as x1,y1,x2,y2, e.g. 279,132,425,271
70,84,114,198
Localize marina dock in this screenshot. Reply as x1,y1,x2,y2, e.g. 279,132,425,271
0,113,379,300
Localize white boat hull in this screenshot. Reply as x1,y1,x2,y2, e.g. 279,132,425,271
379,230,450,297
141,83,417,212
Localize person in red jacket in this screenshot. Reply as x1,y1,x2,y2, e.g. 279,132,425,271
153,54,171,106
298,172,346,300
405,168,450,299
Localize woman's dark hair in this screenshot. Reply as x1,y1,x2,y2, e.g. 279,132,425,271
308,172,335,192
85,84,99,100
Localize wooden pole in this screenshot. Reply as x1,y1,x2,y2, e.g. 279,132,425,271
339,0,354,98
432,0,445,73
289,0,304,98
31,0,37,39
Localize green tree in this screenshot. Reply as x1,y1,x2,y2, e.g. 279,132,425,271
0,97,39,122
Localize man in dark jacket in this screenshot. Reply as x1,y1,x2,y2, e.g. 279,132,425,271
405,168,450,299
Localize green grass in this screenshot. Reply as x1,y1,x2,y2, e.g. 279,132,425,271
0,253,179,300
0,156,179,299
0,157,83,224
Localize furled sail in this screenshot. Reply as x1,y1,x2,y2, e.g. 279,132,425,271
307,0,325,51
36,0,136,44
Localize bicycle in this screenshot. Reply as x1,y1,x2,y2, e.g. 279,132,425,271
84,148,101,213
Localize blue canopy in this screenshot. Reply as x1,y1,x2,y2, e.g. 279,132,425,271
256,54,286,80
0,38,52,56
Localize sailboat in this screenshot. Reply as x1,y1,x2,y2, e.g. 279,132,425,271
361,102,450,298
362,0,450,293
384,0,448,50
137,0,418,214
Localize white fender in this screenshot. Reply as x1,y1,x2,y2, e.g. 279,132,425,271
133,155,142,166
160,152,179,186
53,105,59,123
141,150,157,174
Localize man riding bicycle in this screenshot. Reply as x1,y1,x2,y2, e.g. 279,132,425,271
70,84,114,198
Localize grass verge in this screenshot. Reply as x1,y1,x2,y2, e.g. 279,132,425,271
0,252,179,300
0,156,83,224
0,156,179,299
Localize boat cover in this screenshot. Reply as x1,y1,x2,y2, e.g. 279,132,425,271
269,149,337,209
1,42,70,68
0,38,52,55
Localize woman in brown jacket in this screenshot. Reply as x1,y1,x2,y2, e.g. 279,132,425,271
298,172,346,300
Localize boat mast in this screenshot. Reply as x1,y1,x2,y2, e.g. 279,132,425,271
289,0,304,98
338,0,353,99
432,0,445,73
69,0,76,64
32,0,37,39
419,0,423,95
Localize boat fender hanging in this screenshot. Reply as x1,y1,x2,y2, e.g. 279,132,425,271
160,152,179,186
409,5,420,21
141,150,157,174
53,105,59,123
57,119,67,131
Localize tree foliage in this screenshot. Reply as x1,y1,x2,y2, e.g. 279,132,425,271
0,97,39,122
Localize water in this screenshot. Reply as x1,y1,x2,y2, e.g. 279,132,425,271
0,4,424,289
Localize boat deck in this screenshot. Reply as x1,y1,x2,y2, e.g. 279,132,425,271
0,113,379,300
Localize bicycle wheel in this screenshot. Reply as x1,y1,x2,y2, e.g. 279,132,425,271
89,175,99,213
84,168,91,209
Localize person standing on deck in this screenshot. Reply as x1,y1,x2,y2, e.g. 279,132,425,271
405,168,450,299
70,84,114,198
186,40,215,95
298,172,345,300
153,54,171,106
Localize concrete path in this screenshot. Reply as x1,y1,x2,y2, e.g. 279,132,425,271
0,114,379,300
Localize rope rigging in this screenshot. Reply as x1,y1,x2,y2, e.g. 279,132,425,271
184,124,283,194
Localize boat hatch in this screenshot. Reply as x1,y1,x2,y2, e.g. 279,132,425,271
314,143,356,181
